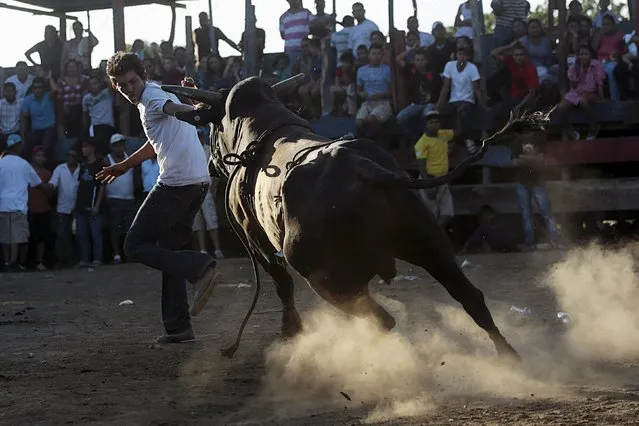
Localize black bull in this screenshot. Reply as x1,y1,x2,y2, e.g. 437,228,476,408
163,76,548,362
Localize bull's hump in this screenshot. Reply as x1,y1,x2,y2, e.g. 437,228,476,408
225,77,276,119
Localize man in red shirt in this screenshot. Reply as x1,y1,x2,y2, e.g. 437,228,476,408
491,40,539,116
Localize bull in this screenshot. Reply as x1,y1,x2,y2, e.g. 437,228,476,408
163,75,548,361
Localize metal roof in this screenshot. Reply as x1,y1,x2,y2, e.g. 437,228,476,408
7,0,193,13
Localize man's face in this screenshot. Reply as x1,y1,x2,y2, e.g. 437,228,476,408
199,14,209,27
578,48,591,63
31,83,45,99
407,33,420,48
568,21,579,34
81,143,95,158
163,58,175,71
433,26,446,40
407,17,419,32
356,47,369,62
174,49,186,64
352,3,365,21
16,63,28,80
73,22,83,37
33,151,45,166
112,70,145,105
111,141,125,155
289,0,302,8
578,20,591,35
601,18,614,33
67,149,78,166
570,2,582,15
89,78,101,93
513,48,526,65
599,0,609,10
456,50,469,63
369,47,383,65
414,53,427,70
4,86,16,102
315,0,325,11
425,118,440,134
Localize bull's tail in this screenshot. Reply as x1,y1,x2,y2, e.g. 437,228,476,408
357,110,553,189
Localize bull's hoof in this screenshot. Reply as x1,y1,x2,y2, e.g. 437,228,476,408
281,308,303,338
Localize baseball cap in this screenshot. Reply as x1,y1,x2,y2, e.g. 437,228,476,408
424,110,441,120
6,134,22,148
110,133,126,144
432,21,445,31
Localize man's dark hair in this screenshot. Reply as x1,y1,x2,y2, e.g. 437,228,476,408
173,46,186,54
369,43,383,52
15,61,28,68
339,50,355,63
412,47,427,58
356,44,368,51
352,2,363,8
512,42,528,55
199,11,208,18
106,51,147,82
32,77,46,87
602,14,616,25
3,82,16,91
578,15,592,26
88,74,102,84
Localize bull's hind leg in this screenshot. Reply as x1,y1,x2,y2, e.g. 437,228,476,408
397,228,521,362
259,259,303,338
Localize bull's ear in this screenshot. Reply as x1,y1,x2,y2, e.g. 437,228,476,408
161,85,224,106
175,108,216,127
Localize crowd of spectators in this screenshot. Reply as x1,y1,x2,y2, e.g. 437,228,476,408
1,0,636,271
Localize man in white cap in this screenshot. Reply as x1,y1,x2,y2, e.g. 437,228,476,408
98,52,219,344
0,134,48,272
103,133,140,265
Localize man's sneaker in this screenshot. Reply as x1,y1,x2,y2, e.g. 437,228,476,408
214,249,224,259
189,266,220,316
156,328,195,344
112,255,122,265
35,263,47,272
75,261,91,269
91,260,102,268
465,139,477,154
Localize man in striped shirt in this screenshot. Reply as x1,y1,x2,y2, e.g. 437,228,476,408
0,83,21,151
280,0,314,69
491,0,529,47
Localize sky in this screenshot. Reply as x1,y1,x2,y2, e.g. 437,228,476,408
1,0,552,68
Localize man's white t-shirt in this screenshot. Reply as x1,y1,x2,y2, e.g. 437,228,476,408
442,60,480,104
49,162,79,214
137,82,210,187
349,19,379,55
0,154,42,214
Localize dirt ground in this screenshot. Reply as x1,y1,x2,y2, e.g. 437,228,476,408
2,251,639,425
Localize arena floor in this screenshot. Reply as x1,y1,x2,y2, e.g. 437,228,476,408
2,248,639,425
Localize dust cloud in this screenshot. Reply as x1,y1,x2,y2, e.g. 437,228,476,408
545,244,639,361
260,296,560,423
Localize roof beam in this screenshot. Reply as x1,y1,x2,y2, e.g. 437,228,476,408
0,2,77,19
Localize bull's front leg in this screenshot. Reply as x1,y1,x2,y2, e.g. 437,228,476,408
259,257,303,338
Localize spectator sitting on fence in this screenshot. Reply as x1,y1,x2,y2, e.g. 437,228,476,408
593,0,621,28
143,58,162,84
160,56,184,86
271,54,292,83
518,19,554,83
310,0,335,39
201,55,231,91
426,22,456,75
462,205,520,253
223,56,244,86
21,75,58,162
555,44,605,140
6,61,34,102
397,48,439,140
370,31,391,65
491,0,530,48
83,74,115,156
355,44,369,70
436,46,484,154
614,30,639,99
0,83,21,149
298,38,323,118
414,110,455,229
454,1,474,40
455,36,475,62
355,43,393,138
60,21,99,75
279,0,314,73
509,18,528,44
330,51,357,116
490,41,539,120
565,16,581,65
594,14,624,103
398,31,421,65
407,15,435,47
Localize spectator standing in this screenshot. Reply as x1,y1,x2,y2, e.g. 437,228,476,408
426,22,456,76
594,14,624,103
568,0,584,18
49,148,80,269
512,135,565,251
240,21,267,72
104,134,139,265
1,83,21,145
160,57,185,86
60,21,99,75
331,16,355,60
414,110,455,229
298,38,324,117
355,43,393,137
614,31,639,98
24,25,64,80
82,75,116,155
57,60,88,140
593,0,621,28
491,41,540,116
0,135,44,272
556,45,604,140
491,0,529,48
27,146,52,272
407,16,435,47
5,62,34,102
310,0,335,39
193,12,241,63
454,1,475,39
280,0,314,69
330,51,357,116
75,139,105,268
349,2,379,55
397,49,439,140
436,47,485,154
21,75,58,161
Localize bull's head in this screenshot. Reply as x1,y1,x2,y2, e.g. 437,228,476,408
162,74,306,179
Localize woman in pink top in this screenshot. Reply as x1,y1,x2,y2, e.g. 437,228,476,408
593,14,624,102
556,44,605,140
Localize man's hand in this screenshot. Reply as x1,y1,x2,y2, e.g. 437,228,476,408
90,205,100,215
96,162,129,184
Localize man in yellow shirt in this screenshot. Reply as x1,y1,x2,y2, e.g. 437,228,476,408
414,110,454,228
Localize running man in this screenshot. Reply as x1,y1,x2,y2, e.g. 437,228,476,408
97,52,219,344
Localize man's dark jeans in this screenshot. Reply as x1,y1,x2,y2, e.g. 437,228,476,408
55,213,74,266
123,182,215,334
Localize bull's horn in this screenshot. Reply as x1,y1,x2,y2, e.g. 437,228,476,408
271,73,305,92
161,85,224,105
